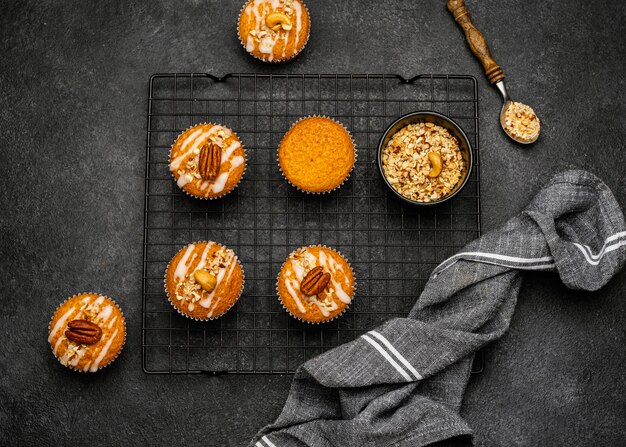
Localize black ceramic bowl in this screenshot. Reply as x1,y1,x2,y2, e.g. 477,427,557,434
377,111,473,206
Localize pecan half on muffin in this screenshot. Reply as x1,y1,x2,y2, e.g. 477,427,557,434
277,245,355,323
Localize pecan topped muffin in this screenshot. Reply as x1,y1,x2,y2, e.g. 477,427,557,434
277,246,355,323
165,241,245,321
169,123,246,200
238,0,310,63
48,293,126,372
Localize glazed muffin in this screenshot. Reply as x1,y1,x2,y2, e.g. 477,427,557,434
277,246,355,323
278,116,356,193
238,0,310,63
165,241,244,320
48,293,126,372
169,123,246,199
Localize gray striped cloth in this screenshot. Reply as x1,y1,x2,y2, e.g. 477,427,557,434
250,170,626,447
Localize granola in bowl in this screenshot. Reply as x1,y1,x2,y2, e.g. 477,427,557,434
381,121,466,203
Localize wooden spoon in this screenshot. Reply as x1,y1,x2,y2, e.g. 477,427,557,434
447,0,540,144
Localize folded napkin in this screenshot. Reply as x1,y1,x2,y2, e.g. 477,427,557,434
250,170,626,447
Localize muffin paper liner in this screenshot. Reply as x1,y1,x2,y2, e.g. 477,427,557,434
164,241,245,322
277,115,358,194
48,292,126,373
168,123,248,201
237,0,311,64
276,245,356,324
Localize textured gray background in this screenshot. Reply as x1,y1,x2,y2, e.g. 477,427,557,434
1,0,625,446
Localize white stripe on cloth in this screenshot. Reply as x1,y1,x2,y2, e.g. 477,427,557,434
434,231,626,276
362,334,412,382
433,252,555,277
262,435,278,447
256,442,264,447
574,240,626,265
578,230,626,259
368,330,422,380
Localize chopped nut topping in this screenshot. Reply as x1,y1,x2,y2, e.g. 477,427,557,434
174,246,234,303
381,122,464,202
504,101,540,142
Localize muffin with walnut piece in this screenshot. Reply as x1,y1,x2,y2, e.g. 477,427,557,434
238,0,310,63
165,241,245,321
169,123,246,200
48,293,126,372
277,246,355,323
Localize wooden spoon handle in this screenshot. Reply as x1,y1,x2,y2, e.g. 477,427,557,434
447,0,505,84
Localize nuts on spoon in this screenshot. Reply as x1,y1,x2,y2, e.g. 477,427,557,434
194,270,217,293
427,152,443,178
265,12,293,31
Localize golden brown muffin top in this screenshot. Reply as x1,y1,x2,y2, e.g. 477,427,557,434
278,117,355,193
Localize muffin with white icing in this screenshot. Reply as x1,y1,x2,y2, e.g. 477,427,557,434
169,123,246,200
164,241,245,321
277,246,355,323
48,293,126,372
238,0,310,63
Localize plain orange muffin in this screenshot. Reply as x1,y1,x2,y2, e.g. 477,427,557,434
169,123,246,199
238,0,310,63
165,241,244,320
48,293,126,372
277,246,355,323
278,116,356,193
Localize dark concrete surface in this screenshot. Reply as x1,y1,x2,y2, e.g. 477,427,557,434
1,1,625,446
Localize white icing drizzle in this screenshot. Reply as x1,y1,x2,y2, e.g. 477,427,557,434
188,303,195,312
53,335,65,354
89,329,119,372
208,172,230,194
199,252,235,309
246,35,255,52
70,346,88,367
96,305,113,323
108,316,118,329
222,141,241,162
170,128,204,171
177,173,193,188
194,242,215,271
318,250,351,304
174,244,196,281
207,257,239,317
293,0,303,49
94,295,106,306
313,299,339,318
290,258,306,281
48,307,75,345
170,125,229,172
285,279,306,313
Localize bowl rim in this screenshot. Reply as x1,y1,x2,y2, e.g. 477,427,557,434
376,110,474,206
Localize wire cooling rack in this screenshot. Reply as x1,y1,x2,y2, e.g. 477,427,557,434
142,73,482,374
